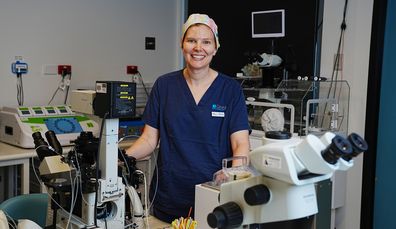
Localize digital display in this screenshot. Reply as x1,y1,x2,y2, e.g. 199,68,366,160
21,110,30,115
252,9,285,38
44,117,83,134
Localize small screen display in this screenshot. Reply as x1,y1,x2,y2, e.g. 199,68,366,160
44,117,83,134
252,9,285,38
21,110,30,115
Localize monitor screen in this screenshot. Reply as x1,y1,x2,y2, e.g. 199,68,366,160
252,9,285,38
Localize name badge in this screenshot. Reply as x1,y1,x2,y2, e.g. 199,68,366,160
212,111,225,117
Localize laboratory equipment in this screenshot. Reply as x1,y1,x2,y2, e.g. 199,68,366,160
32,81,143,229
205,131,367,228
93,81,136,119
33,129,127,228
70,90,96,114
0,105,99,148
246,79,350,137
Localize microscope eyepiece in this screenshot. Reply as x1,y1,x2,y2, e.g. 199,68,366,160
321,135,353,164
32,131,57,161
32,132,48,147
342,133,368,161
45,130,62,155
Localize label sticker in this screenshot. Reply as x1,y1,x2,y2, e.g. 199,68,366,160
262,155,282,169
211,111,225,117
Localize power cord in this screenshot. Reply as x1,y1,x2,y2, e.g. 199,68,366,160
48,70,72,105
16,73,24,106
319,0,349,128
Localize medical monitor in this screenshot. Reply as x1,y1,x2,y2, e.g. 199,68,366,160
252,9,285,38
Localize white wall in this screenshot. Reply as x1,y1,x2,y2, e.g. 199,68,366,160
0,0,184,107
320,0,374,228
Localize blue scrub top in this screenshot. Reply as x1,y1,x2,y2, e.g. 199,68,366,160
143,70,250,221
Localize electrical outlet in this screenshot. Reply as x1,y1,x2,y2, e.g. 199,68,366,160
127,65,138,74
334,54,343,71
58,65,72,75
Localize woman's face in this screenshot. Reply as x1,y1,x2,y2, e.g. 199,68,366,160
182,24,217,71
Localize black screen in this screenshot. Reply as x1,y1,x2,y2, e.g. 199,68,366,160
252,10,284,37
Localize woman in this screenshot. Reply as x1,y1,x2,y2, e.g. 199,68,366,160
126,13,250,223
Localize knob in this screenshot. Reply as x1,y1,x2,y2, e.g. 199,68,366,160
244,185,271,206
207,202,243,229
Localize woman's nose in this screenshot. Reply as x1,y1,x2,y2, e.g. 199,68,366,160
193,41,202,50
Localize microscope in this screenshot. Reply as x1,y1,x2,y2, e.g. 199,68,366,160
33,81,142,229
206,131,367,229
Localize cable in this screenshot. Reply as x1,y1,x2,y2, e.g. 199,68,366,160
148,150,158,213
3,210,17,229
30,155,88,228
64,73,72,104
16,74,24,106
118,133,159,228
134,170,150,228
48,73,71,105
72,149,94,207
65,169,76,229
319,0,349,129
48,90,60,105
117,133,159,213
137,71,150,98
48,79,62,105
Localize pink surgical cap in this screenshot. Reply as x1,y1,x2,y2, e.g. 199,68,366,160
182,13,220,49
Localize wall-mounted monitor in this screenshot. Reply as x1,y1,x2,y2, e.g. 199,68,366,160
252,9,285,38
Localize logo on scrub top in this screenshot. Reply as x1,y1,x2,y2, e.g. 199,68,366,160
212,104,226,111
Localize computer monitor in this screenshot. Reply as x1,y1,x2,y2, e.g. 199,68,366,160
251,9,285,38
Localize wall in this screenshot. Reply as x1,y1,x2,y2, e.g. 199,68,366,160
320,0,374,228
0,0,184,107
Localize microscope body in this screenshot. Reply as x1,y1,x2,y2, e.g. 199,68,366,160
208,131,367,228
34,120,126,229
219,175,318,227
66,119,125,228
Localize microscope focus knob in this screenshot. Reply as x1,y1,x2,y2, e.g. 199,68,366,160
244,184,271,205
207,202,243,229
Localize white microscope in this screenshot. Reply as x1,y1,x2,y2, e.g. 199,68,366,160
206,131,367,228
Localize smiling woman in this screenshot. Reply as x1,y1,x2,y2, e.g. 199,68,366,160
125,13,251,223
